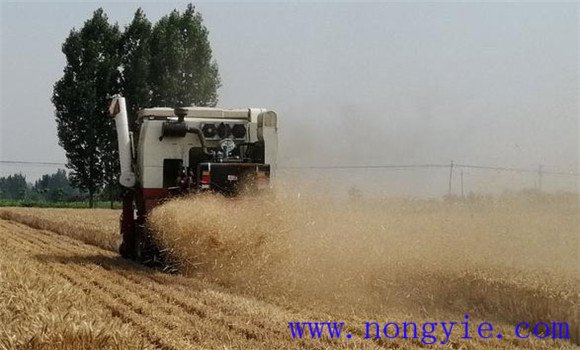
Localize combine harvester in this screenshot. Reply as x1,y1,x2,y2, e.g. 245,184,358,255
108,96,278,263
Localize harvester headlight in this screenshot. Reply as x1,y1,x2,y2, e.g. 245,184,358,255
202,123,217,138
231,124,247,139
217,123,230,139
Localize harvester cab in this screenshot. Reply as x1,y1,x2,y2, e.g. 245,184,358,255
108,96,278,262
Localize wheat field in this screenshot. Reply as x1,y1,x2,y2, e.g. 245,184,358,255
0,191,578,349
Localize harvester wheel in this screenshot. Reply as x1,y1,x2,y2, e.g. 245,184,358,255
119,241,132,259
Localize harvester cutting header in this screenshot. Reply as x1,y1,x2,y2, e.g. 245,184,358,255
108,96,279,262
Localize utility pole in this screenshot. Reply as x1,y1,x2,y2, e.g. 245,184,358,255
448,160,454,195
461,169,464,198
538,164,543,191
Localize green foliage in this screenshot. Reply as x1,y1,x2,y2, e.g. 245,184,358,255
149,4,221,107
0,174,28,200
52,8,121,207
119,4,221,123
53,5,221,208
120,8,152,127
32,169,76,202
0,170,122,208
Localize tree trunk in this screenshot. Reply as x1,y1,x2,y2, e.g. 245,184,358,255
88,190,94,208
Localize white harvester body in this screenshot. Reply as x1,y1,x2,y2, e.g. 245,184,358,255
108,96,279,262
136,107,278,189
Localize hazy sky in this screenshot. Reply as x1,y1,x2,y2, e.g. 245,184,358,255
0,1,578,195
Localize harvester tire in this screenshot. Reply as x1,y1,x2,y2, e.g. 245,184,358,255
119,241,132,259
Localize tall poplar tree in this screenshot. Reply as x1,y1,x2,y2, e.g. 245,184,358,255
52,9,121,207
53,5,221,206
120,8,152,128
149,4,220,107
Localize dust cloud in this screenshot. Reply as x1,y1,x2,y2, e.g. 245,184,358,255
148,184,578,334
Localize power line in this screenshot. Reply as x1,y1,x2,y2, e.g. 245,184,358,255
280,163,579,176
454,163,580,176
280,164,449,170
454,163,535,173
0,160,66,167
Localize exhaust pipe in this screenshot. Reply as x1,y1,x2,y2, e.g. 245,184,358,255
109,96,136,188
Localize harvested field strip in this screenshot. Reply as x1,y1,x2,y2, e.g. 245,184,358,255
0,223,280,349
4,220,359,344
2,223,352,348
0,224,191,350
0,219,390,349
4,221,309,343
0,229,152,350
0,208,119,250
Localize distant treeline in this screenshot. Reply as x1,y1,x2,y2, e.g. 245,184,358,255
0,170,119,205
